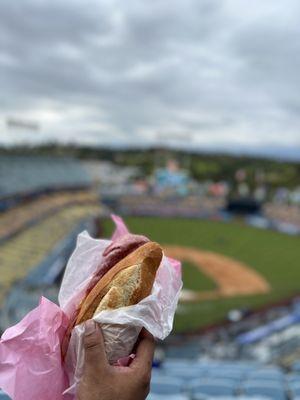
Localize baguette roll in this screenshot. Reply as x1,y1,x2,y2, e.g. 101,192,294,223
75,241,162,325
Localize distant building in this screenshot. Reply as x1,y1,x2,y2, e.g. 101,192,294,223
153,160,189,195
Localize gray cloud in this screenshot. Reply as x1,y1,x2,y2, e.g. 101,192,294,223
0,0,300,159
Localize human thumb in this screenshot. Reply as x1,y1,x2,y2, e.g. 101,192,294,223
83,320,107,369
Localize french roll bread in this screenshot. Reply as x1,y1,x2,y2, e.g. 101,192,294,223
75,241,162,324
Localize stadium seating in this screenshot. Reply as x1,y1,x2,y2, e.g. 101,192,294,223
264,203,300,231
189,378,237,397
292,361,300,373
0,204,100,307
286,373,300,385
206,369,244,380
150,376,184,395
146,359,300,399
162,360,259,379
115,194,224,219
246,368,285,383
0,190,99,242
192,398,272,400
165,368,204,381
289,382,300,398
159,360,205,381
241,381,286,400
1,356,299,399
0,156,90,197
147,395,189,400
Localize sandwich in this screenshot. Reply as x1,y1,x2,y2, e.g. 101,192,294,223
62,233,162,357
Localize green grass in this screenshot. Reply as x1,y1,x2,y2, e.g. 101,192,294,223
182,262,216,292
102,216,300,332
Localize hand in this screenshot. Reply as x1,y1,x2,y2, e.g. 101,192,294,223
77,320,155,400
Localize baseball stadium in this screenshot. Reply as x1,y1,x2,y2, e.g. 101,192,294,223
1,150,300,399
2,1,300,398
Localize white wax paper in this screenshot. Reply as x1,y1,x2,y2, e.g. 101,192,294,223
59,224,182,396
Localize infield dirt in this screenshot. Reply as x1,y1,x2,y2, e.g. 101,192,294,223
164,245,270,302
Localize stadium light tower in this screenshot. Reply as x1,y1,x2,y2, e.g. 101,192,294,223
6,118,40,132
5,117,40,144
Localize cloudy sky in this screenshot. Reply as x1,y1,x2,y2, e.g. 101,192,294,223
1,0,300,159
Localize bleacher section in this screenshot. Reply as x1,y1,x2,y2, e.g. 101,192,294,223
0,190,99,242
0,204,99,307
264,204,300,231
106,194,225,219
148,359,300,399
1,359,300,399
0,155,104,332
0,155,90,198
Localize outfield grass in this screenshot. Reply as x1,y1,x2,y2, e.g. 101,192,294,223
102,216,300,332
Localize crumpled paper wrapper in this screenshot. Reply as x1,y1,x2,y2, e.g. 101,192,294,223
0,215,182,400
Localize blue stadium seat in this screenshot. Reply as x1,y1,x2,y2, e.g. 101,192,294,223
286,373,300,384
150,376,184,395
189,378,237,397
287,381,300,399
289,382,300,397
196,361,259,377
241,381,286,400
147,395,189,400
190,371,241,386
226,362,259,370
190,395,209,400
206,368,245,383
243,379,284,388
193,397,271,400
152,367,166,376
246,368,285,382
151,368,185,384
165,367,205,381
292,362,300,373
162,359,208,381
163,359,195,369
245,376,285,384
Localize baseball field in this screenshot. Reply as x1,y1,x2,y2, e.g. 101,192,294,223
102,216,300,333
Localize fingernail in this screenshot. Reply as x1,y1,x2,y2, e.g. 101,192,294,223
85,320,96,335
